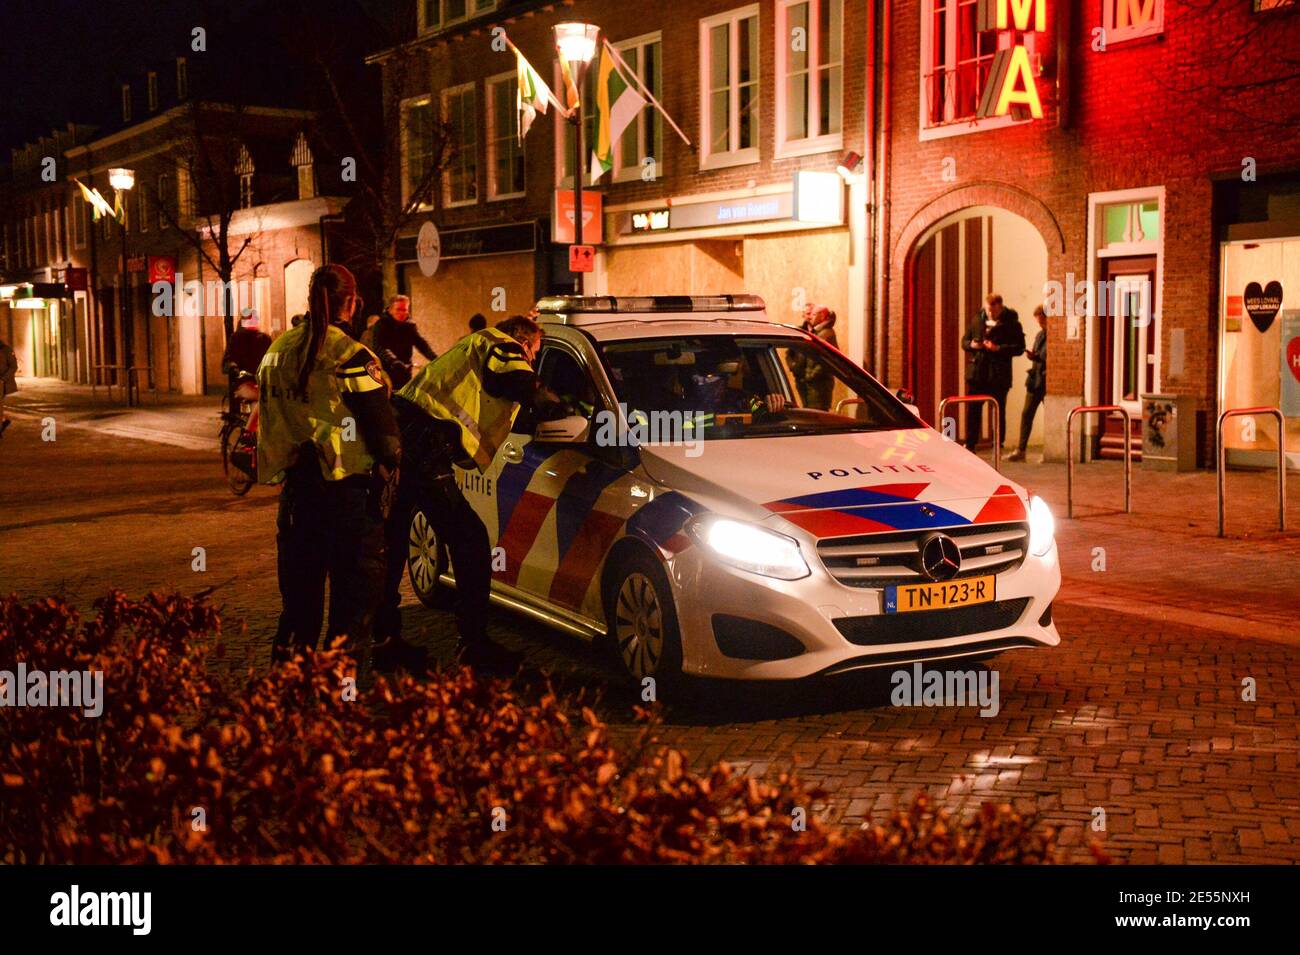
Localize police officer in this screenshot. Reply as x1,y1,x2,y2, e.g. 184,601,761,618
257,264,404,667
379,314,564,672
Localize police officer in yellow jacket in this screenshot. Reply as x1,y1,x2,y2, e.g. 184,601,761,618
258,264,403,666
379,313,564,672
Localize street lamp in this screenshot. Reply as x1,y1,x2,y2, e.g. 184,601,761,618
110,168,137,404
554,21,600,294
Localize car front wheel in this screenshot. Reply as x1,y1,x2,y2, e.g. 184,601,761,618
605,549,683,686
407,508,453,609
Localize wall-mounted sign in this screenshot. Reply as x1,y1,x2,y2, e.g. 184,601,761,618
569,244,595,273
793,171,845,224
553,190,603,244
1282,310,1300,418
631,209,670,232
1225,294,1244,333
396,221,538,264
1244,280,1282,333
416,221,441,277
975,0,1046,120
1102,0,1164,46
147,256,176,285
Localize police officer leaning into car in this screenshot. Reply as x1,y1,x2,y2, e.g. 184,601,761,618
378,313,565,673
257,264,403,668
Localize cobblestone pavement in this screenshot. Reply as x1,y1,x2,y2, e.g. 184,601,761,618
1,409,1298,863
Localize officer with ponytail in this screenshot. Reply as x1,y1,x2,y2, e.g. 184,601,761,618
257,264,412,668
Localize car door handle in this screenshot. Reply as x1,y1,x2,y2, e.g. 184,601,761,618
502,441,524,464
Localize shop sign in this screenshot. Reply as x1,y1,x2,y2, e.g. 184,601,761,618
569,244,595,273
975,0,1046,120
1101,0,1163,46
1282,311,1300,419
631,209,670,232
147,256,177,285
126,255,147,273
554,191,603,244
1244,280,1282,333
417,221,441,277
1225,294,1244,333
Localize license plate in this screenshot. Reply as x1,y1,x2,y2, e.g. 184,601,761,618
884,575,995,614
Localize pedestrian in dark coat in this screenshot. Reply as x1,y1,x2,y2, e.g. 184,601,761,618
960,293,1025,452
1008,305,1048,461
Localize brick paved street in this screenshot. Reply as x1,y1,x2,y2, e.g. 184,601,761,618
1,396,1298,863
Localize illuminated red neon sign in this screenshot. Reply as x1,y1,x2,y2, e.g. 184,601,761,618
975,0,1045,120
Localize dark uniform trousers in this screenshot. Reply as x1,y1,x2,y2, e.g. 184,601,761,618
274,457,386,656
378,400,493,646
965,386,1010,452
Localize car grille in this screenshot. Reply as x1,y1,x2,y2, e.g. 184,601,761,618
833,598,1032,646
816,521,1029,588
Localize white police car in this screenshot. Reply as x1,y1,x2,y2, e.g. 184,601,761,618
408,295,1060,682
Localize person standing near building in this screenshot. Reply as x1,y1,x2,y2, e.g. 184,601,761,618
468,313,487,333
378,314,565,673
0,336,17,438
960,293,1024,452
1008,305,1048,462
363,294,436,390
788,303,839,410
222,312,272,384
257,264,401,666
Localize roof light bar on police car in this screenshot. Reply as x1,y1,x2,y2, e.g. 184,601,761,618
535,294,766,315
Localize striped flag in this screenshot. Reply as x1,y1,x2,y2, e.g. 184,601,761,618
514,46,555,140
589,41,646,184
73,178,121,222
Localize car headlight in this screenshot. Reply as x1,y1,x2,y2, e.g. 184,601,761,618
687,516,810,580
1028,495,1055,557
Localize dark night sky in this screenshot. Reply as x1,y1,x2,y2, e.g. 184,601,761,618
0,0,396,155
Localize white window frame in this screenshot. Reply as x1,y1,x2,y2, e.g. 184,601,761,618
774,0,843,159
917,0,1021,141
1102,0,1164,45
611,32,664,184
699,5,761,171
419,0,494,34
442,82,479,208
400,94,436,210
486,71,526,200
73,187,87,249
147,71,159,111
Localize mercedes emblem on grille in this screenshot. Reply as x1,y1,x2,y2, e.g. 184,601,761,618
919,533,961,581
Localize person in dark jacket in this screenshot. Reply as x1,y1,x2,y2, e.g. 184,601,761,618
468,313,487,333
787,304,839,410
1007,305,1048,462
222,313,272,387
0,337,17,439
960,293,1025,452
362,295,436,389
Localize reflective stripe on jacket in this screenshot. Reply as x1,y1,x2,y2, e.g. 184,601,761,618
256,323,385,483
396,327,532,472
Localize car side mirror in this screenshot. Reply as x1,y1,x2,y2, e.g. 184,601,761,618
535,415,590,444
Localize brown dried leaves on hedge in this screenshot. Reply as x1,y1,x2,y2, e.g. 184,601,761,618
0,593,1079,864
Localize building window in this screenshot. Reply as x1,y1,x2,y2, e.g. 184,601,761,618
402,96,437,209
236,144,256,209
177,167,195,219
138,188,149,233
176,57,188,99
147,72,159,111
291,131,317,200
72,187,87,248
921,0,1034,137
121,84,132,123
442,83,478,206
776,0,842,156
1102,0,1164,44
700,6,760,170
156,174,171,228
487,73,525,199
420,0,493,33
611,33,662,183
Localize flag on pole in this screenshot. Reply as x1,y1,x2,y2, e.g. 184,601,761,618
557,51,582,112
589,42,646,184
514,45,555,140
73,178,121,222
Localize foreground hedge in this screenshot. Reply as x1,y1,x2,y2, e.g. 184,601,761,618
1,593,1079,864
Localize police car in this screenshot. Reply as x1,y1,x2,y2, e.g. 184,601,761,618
407,294,1060,682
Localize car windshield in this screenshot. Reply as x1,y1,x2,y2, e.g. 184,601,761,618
597,334,917,441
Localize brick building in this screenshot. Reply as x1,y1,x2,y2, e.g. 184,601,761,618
882,0,1300,467
372,0,872,358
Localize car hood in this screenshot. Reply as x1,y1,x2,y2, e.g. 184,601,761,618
637,428,1028,540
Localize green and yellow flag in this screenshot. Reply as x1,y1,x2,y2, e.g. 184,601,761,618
73,178,122,223
589,41,646,184
514,45,555,140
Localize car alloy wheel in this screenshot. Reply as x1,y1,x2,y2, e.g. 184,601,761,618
614,572,667,679
407,509,447,608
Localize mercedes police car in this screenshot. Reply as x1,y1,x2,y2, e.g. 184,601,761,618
407,294,1060,683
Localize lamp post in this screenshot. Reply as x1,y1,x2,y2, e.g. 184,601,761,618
554,21,600,294
109,167,136,404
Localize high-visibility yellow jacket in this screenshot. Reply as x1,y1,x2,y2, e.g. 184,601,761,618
396,327,533,472
256,323,387,483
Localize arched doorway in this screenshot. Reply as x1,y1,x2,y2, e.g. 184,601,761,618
906,205,1049,452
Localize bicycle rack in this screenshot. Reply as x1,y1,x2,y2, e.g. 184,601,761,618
1065,405,1132,519
938,394,1000,473
1217,406,1287,537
